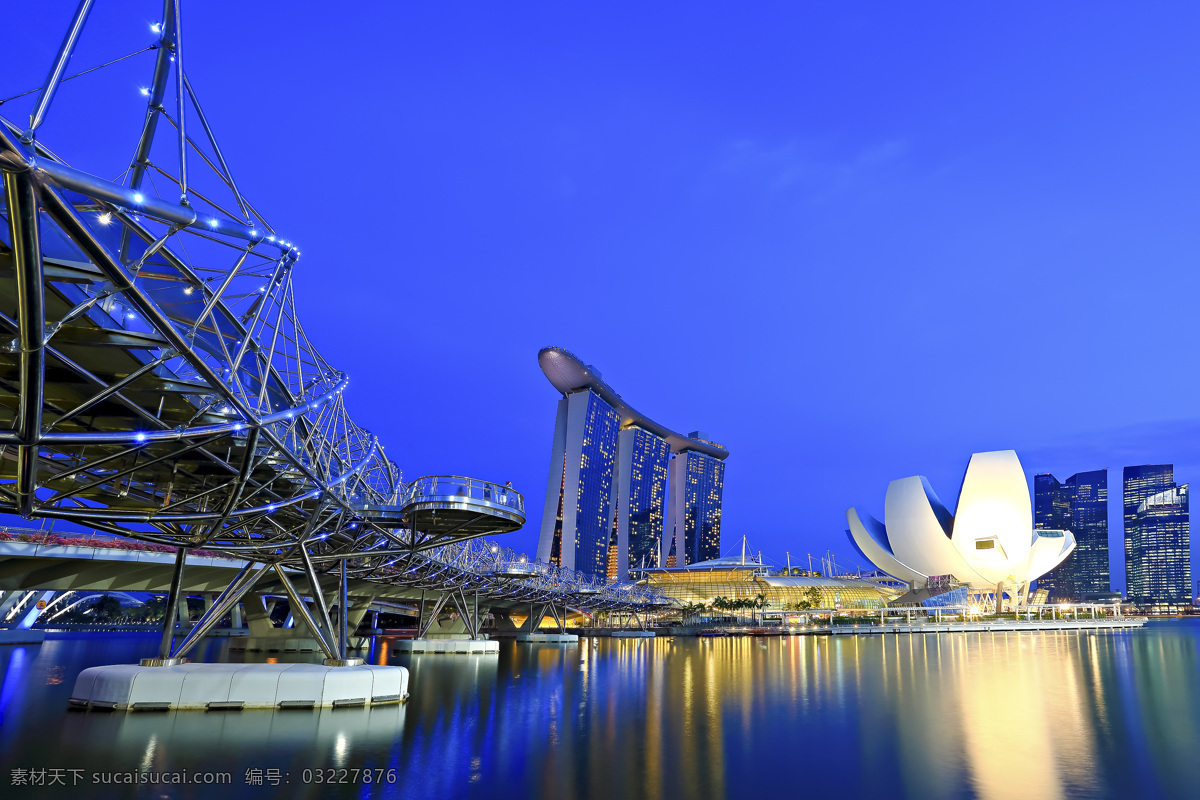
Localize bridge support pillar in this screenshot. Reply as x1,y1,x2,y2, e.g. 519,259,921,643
232,591,327,655
4,168,47,520
274,564,341,662
157,547,188,660
447,588,484,640
344,595,377,643
155,562,270,663
520,602,548,633
243,593,275,636
417,592,454,638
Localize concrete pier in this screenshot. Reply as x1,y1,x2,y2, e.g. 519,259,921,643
573,628,656,638
68,662,409,711
516,632,578,643
393,638,498,654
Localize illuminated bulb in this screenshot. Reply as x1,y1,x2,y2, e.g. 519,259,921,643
183,286,193,295
150,22,161,33
97,212,112,225
209,218,218,227
132,193,144,203
135,433,147,443
139,87,150,96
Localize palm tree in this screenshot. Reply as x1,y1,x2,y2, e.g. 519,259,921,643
683,601,708,624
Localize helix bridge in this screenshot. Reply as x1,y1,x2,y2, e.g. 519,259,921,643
0,2,666,665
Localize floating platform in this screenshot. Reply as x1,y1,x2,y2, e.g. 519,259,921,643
516,632,578,643
830,618,1146,636
393,638,499,654
572,628,658,637
68,662,408,711
0,629,45,644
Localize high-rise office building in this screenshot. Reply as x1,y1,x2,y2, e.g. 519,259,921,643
1033,474,1069,598
537,348,729,580
1123,464,1176,604
1033,469,1108,600
1125,467,1191,609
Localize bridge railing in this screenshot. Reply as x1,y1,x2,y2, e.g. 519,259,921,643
414,536,669,607
402,475,525,515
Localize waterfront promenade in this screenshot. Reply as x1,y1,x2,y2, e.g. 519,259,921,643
830,617,1146,635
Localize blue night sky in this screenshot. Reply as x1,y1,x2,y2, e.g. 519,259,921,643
6,2,1200,591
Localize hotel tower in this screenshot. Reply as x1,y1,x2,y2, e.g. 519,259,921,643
535,348,729,581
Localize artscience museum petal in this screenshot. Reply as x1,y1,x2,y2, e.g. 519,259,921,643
846,450,1076,605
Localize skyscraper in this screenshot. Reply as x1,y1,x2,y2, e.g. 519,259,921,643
537,389,620,575
1123,464,1176,604
1033,474,1070,599
664,445,727,568
1033,469,1108,600
537,348,729,580
1124,465,1191,610
611,426,671,578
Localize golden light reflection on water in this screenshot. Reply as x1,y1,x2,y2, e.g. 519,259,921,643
6,628,1200,799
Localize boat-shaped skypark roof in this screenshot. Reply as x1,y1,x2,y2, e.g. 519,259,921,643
538,347,729,460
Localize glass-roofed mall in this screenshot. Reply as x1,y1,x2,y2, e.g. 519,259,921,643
636,554,902,610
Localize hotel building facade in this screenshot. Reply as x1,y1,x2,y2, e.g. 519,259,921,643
535,348,729,581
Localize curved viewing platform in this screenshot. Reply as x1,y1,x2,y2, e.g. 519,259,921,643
404,475,525,517
354,475,525,542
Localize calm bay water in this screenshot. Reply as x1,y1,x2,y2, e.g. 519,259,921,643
2,622,1199,799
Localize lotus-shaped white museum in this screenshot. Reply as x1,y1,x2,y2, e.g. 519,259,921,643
846,450,1075,606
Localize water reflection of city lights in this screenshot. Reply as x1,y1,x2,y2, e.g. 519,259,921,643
333,732,348,767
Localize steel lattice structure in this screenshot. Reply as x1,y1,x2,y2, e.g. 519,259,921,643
0,2,665,661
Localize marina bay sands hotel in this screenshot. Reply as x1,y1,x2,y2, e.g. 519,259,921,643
536,347,729,581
